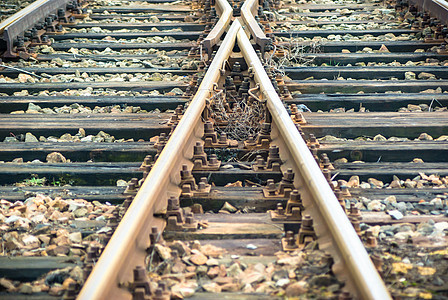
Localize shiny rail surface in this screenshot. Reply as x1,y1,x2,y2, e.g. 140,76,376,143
77,0,446,298
240,0,270,52
0,0,73,58
0,0,48,32
77,19,240,300
237,23,391,300
202,0,232,56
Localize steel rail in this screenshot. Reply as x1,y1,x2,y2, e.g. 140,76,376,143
0,0,73,58
0,0,49,34
77,20,239,300
240,0,270,52
202,0,232,56
236,24,391,300
409,0,448,24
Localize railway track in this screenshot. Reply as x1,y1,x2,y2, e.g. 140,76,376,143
0,0,448,299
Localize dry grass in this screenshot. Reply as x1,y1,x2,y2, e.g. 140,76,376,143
208,87,266,141
266,37,321,75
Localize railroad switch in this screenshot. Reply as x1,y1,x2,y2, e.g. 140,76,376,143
192,142,221,170
165,197,198,231
253,145,282,171
270,189,303,222
263,168,295,198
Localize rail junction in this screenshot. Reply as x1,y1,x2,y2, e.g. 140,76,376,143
0,0,448,299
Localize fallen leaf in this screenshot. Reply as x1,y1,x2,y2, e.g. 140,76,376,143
391,262,413,274
419,292,433,299
224,181,242,187
418,266,436,276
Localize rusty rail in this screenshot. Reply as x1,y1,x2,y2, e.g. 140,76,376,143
0,0,73,58
202,0,232,56
76,0,446,297
409,0,448,24
236,23,391,300
77,20,239,300
240,0,270,52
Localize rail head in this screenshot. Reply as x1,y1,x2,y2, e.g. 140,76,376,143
77,20,241,300
240,0,270,52
236,24,391,300
201,0,232,56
